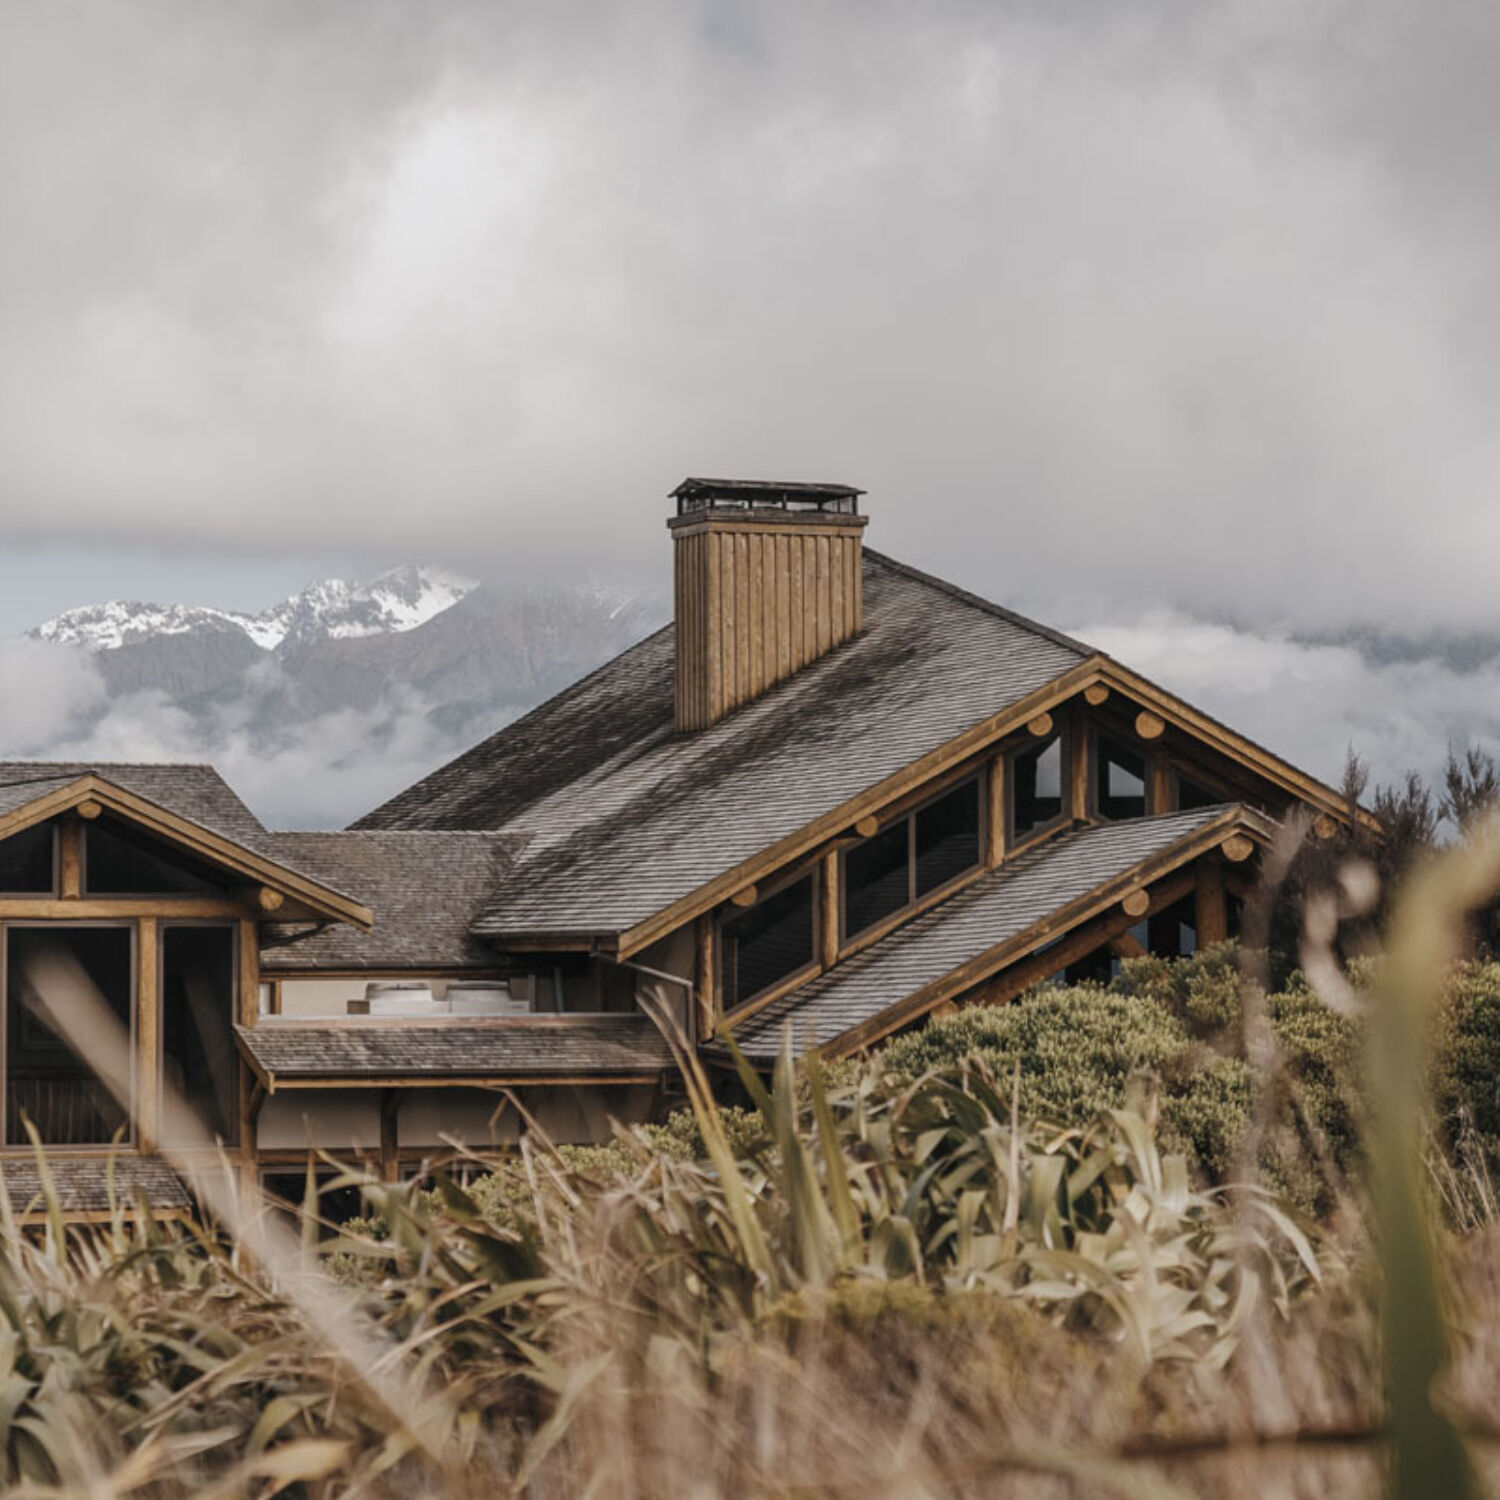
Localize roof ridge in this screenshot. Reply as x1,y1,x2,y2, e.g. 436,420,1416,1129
863,548,1095,658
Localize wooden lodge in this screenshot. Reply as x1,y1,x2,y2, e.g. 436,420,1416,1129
0,478,1369,1216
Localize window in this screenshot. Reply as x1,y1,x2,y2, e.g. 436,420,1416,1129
844,824,909,938
85,818,229,896
1174,773,1220,811
5,925,132,1146
160,925,238,1144
1010,736,1065,841
915,779,982,896
1097,736,1148,820
720,874,816,1011
844,779,982,942
0,824,55,894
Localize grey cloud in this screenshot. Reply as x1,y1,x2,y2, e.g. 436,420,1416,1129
1,1,1497,633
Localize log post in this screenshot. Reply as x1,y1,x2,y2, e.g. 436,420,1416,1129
59,818,82,899
1195,861,1229,947
820,850,840,968
136,917,158,1151
986,755,1006,868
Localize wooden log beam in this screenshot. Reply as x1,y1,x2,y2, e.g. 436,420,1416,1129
136,917,158,1151
59,819,82,899
76,799,102,821
1196,862,1229,947
1109,931,1148,960
1221,834,1255,864
1027,713,1054,738
1122,889,1151,919
730,885,759,909
986,755,1006,868
820,850,840,968
854,815,879,838
1084,683,1110,707
1135,711,1167,742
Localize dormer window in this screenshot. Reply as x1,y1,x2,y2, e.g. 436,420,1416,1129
843,778,982,942
719,872,817,1012
1097,736,1148,820
1010,735,1066,843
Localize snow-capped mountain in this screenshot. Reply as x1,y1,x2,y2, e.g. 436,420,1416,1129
32,565,478,654
5,568,667,827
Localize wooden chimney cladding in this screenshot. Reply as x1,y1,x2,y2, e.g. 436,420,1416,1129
670,511,868,732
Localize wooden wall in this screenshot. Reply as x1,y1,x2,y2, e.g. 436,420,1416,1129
673,517,866,732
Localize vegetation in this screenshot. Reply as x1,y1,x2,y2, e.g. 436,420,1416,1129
4,810,1500,1494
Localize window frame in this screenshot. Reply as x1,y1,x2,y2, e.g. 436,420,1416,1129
81,818,231,899
1093,730,1152,823
1005,732,1071,851
716,863,822,1019
839,774,985,948
1170,764,1231,812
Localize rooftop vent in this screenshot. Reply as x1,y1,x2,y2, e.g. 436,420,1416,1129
668,477,869,732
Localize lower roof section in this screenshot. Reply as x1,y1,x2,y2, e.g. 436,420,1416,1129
237,1014,674,1089
722,806,1257,1063
0,1155,191,1217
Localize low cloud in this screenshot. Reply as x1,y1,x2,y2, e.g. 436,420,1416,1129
1073,611,1500,794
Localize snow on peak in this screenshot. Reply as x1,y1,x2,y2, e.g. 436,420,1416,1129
29,566,479,654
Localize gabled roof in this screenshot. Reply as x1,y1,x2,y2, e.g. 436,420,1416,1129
357,551,1091,940
236,1015,672,1089
261,831,522,969
0,763,372,928
723,806,1268,1062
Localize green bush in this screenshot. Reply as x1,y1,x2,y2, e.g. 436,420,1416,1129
869,944,1365,1213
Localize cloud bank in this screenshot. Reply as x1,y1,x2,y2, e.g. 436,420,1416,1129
2,1,1498,635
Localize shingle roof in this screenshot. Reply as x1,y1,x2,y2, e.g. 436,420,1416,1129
261,831,522,969
0,762,268,844
0,761,364,901
356,552,1092,939
725,807,1236,1061
237,1015,673,1083
0,1155,191,1215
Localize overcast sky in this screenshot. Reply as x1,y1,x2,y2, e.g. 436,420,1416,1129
2,1,1497,814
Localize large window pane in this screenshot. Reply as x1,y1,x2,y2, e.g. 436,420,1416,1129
85,819,228,896
1012,736,1064,839
0,824,55,893
1097,737,1147,820
5,926,131,1145
161,925,238,1144
915,779,981,896
844,823,910,939
721,875,815,1010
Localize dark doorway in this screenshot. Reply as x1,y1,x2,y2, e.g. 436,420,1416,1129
5,926,132,1146
161,925,238,1144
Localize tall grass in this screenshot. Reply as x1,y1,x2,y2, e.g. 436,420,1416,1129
2,821,1500,1495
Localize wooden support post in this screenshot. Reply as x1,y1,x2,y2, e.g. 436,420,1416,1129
695,916,716,1040
238,919,259,1028
379,1090,401,1182
820,850,840,968
1069,715,1090,822
986,755,1006,868
59,818,82,898
136,916,158,1151
238,1071,264,1194
1195,861,1229,947
1148,759,1173,815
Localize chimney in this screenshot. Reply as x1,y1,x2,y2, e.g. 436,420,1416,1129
669,477,869,732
